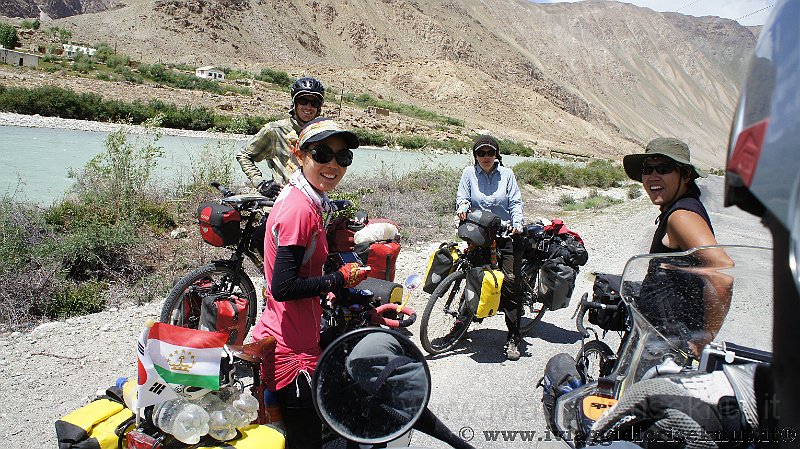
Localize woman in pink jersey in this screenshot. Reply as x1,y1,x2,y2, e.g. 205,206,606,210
252,118,368,448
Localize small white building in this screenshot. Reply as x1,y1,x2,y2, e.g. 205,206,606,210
0,47,40,68
62,44,97,59
195,66,225,80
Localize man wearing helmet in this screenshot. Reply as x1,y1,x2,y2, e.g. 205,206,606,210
236,76,325,196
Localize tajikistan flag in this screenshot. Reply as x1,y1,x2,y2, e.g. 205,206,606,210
136,322,227,409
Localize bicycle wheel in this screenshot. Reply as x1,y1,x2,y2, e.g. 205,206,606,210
576,340,615,383
160,262,258,332
419,270,473,355
518,262,546,334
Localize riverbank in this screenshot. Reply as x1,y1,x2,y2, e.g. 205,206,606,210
0,112,250,141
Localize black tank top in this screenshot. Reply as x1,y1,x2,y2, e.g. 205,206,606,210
649,194,713,254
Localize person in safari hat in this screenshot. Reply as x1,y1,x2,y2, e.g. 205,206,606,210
623,137,729,354
622,137,716,254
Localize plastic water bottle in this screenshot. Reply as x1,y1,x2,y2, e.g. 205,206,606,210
199,392,238,441
115,377,137,411
151,398,210,444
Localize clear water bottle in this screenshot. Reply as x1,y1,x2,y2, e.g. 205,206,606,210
151,398,210,444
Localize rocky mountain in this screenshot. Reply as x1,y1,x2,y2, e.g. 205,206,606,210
0,0,117,19
8,0,758,168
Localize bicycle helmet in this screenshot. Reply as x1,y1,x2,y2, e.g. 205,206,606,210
724,0,800,434
291,77,325,104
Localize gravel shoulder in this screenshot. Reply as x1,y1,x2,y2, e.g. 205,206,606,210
0,176,770,448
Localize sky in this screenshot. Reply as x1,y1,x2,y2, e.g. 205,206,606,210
531,0,775,26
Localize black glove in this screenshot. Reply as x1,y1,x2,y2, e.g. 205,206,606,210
590,365,759,448
257,179,282,198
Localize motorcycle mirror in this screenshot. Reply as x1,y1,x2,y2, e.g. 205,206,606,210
313,328,431,444
403,274,422,291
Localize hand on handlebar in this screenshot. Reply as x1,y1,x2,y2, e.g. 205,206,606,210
339,262,370,288
257,179,283,198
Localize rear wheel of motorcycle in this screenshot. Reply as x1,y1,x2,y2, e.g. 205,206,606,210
160,263,258,332
519,262,546,334
576,340,615,383
420,270,473,355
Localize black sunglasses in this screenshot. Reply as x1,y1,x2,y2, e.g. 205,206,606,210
296,96,322,108
475,149,497,157
309,145,353,167
642,162,678,175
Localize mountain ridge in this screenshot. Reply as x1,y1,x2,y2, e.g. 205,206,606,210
3,0,757,168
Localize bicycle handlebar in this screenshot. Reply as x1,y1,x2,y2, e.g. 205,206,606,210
370,303,417,329
576,292,620,338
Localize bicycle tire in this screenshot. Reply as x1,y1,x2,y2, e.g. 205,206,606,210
519,262,546,334
160,263,258,333
419,270,473,355
576,340,615,383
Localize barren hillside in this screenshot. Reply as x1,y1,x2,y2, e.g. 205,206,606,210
4,0,757,168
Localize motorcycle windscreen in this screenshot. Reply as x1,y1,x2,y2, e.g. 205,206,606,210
616,245,773,385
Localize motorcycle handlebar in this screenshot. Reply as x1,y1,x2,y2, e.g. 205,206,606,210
370,303,417,328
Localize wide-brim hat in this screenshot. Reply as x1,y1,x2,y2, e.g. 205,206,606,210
298,117,359,150
623,137,707,182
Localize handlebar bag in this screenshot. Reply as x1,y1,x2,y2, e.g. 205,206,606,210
199,293,249,345
356,277,403,306
458,210,500,247
588,273,627,331
538,260,577,310
465,266,504,318
198,202,242,247
354,240,401,282
423,242,459,294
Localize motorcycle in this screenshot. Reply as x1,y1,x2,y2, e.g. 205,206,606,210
541,245,773,447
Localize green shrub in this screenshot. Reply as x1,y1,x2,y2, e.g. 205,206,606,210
0,85,274,133
514,159,626,188
627,184,642,199
20,19,40,30
175,142,237,197
45,223,136,281
562,194,622,211
558,194,576,207
40,280,107,319
341,91,463,126
255,68,294,88
0,199,47,270
0,23,19,49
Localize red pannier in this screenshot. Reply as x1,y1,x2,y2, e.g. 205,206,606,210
199,293,249,345
356,241,401,282
197,202,241,247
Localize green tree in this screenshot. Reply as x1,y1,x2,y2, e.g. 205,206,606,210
0,23,19,49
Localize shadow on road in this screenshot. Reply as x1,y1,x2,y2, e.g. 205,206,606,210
526,320,582,344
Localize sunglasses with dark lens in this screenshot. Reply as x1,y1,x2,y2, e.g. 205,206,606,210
475,149,497,157
296,96,322,108
642,162,678,175
310,145,353,167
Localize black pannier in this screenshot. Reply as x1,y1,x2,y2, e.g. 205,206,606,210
538,259,577,311
197,202,241,247
588,273,627,331
457,210,500,247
